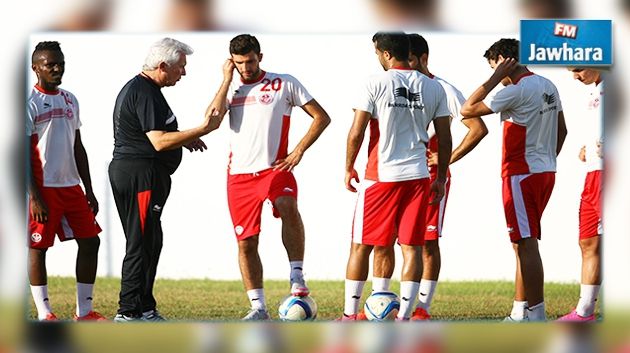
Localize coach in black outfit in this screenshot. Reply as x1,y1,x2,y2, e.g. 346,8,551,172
110,37,225,322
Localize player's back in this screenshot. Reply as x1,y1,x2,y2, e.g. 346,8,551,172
359,68,449,182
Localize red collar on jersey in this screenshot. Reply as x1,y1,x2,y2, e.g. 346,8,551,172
241,70,266,84
34,84,59,95
390,66,414,70
512,71,534,85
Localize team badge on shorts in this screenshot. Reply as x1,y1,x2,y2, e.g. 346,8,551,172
31,232,42,243
235,225,244,235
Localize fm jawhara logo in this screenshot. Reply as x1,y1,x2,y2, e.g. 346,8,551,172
520,19,612,66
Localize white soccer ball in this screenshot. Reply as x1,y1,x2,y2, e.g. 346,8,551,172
278,295,318,321
364,291,400,321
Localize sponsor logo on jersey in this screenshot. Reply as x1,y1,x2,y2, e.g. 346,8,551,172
258,93,274,105
542,93,556,105
394,87,421,102
31,232,42,243
34,108,69,124
230,95,257,107
520,20,612,65
388,87,424,109
235,225,244,235
539,93,559,115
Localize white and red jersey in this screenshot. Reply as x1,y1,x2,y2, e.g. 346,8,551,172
484,72,563,177
227,71,313,175
27,85,81,187
354,68,450,182
583,81,604,172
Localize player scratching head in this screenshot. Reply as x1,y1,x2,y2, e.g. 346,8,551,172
230,34,264,83
483,38,529,86
32,41,65,92
372,31,411,71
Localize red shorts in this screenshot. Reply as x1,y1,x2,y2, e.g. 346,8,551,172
579,170,602,239
424,173,450,241
352,178,430,247
502,172,555,243
28,185,101,249
227,169,298,240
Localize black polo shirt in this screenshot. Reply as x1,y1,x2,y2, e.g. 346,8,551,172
112,74,182,174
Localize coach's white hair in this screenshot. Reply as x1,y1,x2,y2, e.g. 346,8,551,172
142,38,194,71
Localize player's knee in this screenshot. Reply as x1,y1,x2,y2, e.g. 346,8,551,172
423,240,440,257
238,236,259,255
274,197,299,218
351,243,373,257
29,247,47,260
579,236,600,256
77,236,100,253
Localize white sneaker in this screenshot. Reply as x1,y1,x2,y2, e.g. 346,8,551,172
242,309,270,321
503,315,529,322
114,313,143,322
290,278,310,297
142,309,166,322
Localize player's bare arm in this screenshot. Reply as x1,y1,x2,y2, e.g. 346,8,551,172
556,110,568,156
449,117,488,164
182,59,236,153
74,130,99,215
273,99,331,172
462,58,519,118
345,110,371,192
430,116,452,204
204,58,235,120
28,174,48,223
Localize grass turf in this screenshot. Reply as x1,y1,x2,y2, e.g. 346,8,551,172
27,276,593,321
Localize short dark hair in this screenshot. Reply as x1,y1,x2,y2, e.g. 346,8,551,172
408,33,429,58
483,38,519,62
229,34,261,55
372,31,409,61
32,41,62,64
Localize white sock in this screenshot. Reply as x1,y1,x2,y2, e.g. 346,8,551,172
30,285,52,320
397,281,420,319
510,300,529,320
372,277,391,292
289,261,304,282
247,288,267,311
576,284,600,317
76,282,94,317
344,279,365,316
527,301,546,321
417,279,438,313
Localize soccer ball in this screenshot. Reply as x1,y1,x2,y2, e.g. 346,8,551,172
364,291,400,321
278,295,318,321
